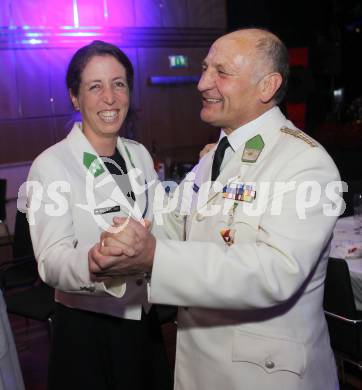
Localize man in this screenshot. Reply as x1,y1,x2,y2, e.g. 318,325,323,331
90,29,342,389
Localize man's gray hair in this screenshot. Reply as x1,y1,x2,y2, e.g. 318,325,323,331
255,35,289,104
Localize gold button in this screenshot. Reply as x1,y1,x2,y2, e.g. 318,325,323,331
265,359,275,369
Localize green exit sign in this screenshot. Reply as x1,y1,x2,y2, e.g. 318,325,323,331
168,55,188,68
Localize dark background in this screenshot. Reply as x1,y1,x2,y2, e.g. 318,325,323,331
227,0,362,181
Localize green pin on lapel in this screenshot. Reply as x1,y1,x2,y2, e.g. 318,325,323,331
83,152,105,177
242,134,265,163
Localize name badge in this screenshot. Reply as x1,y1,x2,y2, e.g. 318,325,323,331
94,205,121,215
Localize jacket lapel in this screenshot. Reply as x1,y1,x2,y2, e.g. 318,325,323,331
116,138,148,220
66,123,142,221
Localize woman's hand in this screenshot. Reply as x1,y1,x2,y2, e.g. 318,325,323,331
88,218,155,281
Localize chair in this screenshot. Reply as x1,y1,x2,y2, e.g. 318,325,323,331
0,178,12,247
0,211,38,290
4,282,55,339
0,211,55,338
323,257,362,380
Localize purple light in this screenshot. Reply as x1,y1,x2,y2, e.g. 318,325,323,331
21,38,44,45
72,0,80,28
1,0,164,48
25,32,42,37
5,0,145,28
59,32,101,37
103,0,109,20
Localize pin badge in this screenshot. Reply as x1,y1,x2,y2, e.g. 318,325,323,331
220,228,235,245
242,134,265,163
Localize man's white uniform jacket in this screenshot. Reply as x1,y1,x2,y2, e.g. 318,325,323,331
148,108,341,390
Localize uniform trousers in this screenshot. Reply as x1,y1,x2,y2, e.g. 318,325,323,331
48,303,172,390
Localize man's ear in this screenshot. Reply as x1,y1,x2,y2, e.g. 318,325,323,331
259,73,283,103
69,89,80,111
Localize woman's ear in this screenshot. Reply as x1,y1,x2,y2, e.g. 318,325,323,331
69,89,80,111
259,72,283,103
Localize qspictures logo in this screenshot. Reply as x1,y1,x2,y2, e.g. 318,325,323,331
17,160,346,230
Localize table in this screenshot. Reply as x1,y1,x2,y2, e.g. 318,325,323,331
331,216,362,310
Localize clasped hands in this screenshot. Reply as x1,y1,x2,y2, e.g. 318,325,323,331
88,217,156,282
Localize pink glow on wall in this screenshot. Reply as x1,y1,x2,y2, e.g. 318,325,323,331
2,0,138,28
10,1,74,27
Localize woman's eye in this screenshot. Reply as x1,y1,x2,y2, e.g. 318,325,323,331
114,81,126,89
89,84,100,91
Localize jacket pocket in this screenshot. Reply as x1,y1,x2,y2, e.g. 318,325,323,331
232,329,306,376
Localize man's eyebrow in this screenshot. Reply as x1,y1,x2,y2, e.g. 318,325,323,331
201,60,233,74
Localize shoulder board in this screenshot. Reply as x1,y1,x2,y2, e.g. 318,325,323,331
122,138,140,146
280,127,318,148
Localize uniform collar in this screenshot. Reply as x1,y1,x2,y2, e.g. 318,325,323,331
194,107,287,208
66,122,147,221
220,106,282,152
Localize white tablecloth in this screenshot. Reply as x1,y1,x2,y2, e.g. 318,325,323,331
346,258,362,311
331,216,362,311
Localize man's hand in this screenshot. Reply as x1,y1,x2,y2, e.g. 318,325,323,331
89,218,156,281
88,242,127,282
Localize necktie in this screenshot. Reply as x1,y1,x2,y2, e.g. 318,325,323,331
211,136,230,181
102,150,135,205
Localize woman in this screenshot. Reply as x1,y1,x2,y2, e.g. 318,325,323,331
27,40,172,390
